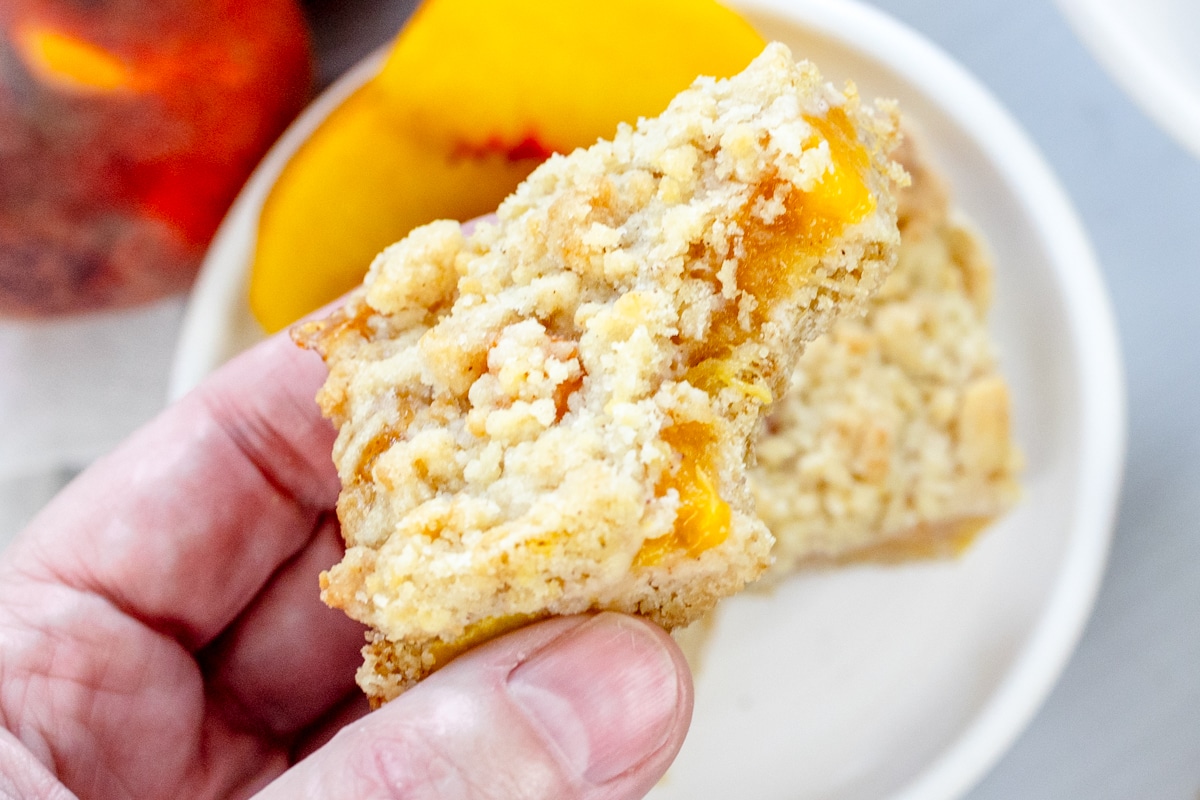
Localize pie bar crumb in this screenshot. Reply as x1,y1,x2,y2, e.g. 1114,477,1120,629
297,42,904,705
754,133,1021,574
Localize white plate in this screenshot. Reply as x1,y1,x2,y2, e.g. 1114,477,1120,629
1056,0,1200,160
170,1,1125,798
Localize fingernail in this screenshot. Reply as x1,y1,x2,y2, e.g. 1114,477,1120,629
506,613,682,785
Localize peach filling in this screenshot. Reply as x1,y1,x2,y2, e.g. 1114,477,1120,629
425,613,541,670
637,109,875,567
740,108,874,318
635,422,732,567
685,358,772,403
696,106,875,367
801,107,877,238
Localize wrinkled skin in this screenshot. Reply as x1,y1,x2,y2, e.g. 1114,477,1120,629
0,331,692,799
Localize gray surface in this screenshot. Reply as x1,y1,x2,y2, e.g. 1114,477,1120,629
865,2,1200,798
301,0,1200,796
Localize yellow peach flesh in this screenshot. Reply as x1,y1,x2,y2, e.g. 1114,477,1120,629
637,107,875,567
635,422,732,568
424,613,539,670
248,0,767,331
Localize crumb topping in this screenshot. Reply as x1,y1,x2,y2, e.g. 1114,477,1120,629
755,134,1021,570
299,42,904,702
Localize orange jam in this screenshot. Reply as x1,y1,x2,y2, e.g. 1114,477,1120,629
635,422,732,567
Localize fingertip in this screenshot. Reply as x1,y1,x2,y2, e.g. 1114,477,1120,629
262,614,693,800
504,613,693,790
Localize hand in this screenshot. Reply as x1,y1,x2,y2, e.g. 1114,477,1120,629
0,331,693,799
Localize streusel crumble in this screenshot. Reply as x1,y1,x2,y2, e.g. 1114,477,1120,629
298,43,905,704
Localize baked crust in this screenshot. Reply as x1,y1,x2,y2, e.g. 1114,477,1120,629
298,43,904,704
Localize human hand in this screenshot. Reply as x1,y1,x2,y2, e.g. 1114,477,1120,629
0,331,693,799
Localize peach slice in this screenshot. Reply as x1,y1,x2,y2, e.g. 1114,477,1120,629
249,0,765,332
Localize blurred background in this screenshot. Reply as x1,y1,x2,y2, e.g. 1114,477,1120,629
869,3,1200,798
1,0,1198,796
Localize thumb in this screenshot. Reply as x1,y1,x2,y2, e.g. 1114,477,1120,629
257,613,693,800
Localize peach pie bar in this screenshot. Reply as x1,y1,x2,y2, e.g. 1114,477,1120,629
298,43,905,704
754,135,1021,573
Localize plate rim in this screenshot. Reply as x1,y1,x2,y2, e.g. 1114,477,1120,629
1055,0,1200,160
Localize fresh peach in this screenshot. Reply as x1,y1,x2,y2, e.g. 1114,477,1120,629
249,0,765,332
0,0,312,315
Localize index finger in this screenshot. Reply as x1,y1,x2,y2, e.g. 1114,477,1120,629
3,330,338,651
